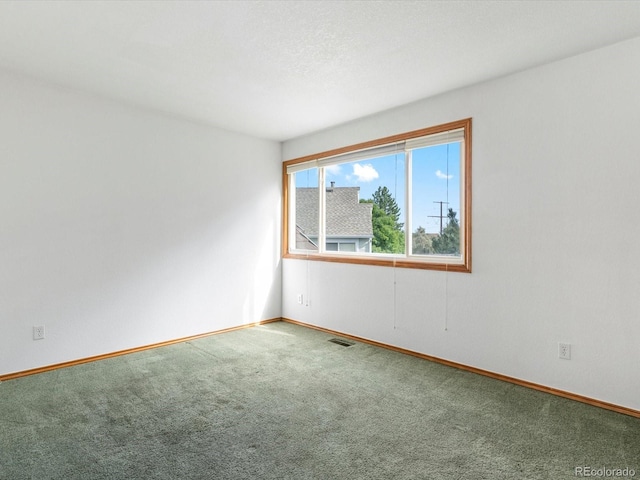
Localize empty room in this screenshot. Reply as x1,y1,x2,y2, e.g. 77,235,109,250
1,1,639,479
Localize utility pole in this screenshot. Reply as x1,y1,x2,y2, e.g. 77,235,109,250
428,201,449,235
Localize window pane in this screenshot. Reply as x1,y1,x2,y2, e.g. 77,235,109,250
293,168,319,251
324,153,405,255
338,243,356,252
411,142,461,256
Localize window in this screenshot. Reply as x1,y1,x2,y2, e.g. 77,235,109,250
283,118,471,273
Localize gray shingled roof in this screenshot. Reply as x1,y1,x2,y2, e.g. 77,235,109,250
295,225,318,250
296,187,373,237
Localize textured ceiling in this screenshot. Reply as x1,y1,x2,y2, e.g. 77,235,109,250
1,1,640,141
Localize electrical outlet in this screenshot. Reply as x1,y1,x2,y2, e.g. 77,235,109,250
33,325,45,340
558,342,571,360
297,294,303,305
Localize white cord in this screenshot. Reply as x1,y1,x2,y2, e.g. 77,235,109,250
393,259,397,330
444,264,448,331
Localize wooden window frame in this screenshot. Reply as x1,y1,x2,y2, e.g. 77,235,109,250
282,118,472,273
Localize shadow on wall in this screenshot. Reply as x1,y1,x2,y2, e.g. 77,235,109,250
243,217,282,325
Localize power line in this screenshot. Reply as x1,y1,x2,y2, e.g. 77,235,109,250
428,201,449,235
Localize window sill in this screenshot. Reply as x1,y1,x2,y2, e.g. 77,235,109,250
283,251,471,273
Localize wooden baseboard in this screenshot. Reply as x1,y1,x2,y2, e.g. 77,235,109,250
0,318,281,382
281,317,640,419
3,316,638,419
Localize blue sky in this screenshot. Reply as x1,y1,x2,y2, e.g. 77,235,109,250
295,142,461,234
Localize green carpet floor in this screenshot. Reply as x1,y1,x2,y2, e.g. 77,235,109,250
1,321,638,479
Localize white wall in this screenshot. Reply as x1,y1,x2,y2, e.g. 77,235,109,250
282,37,640,411
0,70,282,376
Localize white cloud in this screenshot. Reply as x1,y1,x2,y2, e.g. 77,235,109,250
435,170,453,180
352,163,379,182
326,164,342,176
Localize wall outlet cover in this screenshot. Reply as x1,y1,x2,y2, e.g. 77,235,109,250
33,326,45,340
558,342,571,360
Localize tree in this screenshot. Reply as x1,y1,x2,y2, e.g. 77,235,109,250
370,204,404,253
431,208,460,255
371,186,403,230
412,226,433,254
361,186,405,254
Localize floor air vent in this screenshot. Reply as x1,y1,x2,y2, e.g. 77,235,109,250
328,338,355,347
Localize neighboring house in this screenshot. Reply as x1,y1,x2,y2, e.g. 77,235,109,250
295,225,318,251
295,185,373,252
